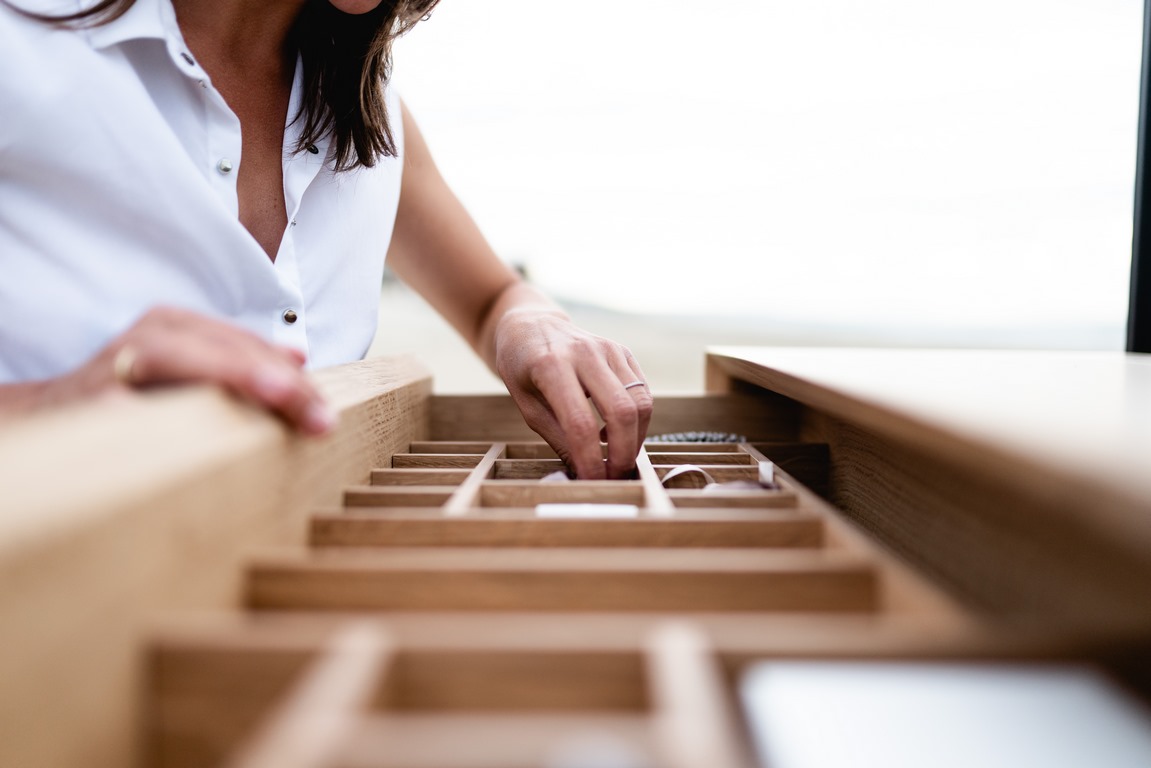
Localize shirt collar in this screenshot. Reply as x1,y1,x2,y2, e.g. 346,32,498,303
85,0,180,51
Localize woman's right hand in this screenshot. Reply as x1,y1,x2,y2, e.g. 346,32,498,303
6,307,334,434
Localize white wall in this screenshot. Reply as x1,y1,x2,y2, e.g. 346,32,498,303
392,0,1141,348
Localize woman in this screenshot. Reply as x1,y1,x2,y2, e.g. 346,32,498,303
0,0,652,479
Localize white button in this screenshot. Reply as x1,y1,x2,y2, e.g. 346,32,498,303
216,158,234,174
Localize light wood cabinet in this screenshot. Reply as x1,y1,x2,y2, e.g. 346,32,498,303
3,349,1149,767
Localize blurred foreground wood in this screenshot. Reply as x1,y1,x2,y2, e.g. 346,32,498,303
3,349,1150,767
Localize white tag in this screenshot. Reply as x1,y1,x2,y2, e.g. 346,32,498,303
759,460,776,487
535,503,640,519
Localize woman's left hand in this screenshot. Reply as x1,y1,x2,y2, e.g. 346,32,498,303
494,308,653,480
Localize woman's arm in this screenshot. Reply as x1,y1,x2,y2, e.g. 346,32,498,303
0,307,334,435
385,103,653,479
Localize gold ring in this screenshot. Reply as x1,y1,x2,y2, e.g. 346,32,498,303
623,380,647,390
113,346,138,386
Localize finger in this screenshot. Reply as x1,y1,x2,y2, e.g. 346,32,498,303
622,350,654,447
140,308,304,368
509,393,574,467
127,332,334,435
279,346,309,368
530,363,606,480
246,364,334,435
582,354,644,479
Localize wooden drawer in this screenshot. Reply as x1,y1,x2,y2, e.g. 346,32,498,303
150,611,1137,768
6,352,1151,768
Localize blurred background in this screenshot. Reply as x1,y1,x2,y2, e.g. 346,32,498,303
371,0,1143,392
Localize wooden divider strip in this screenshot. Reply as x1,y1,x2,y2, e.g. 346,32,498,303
343,487,454,508
339,713,654,768
246,549,879,613
406,442,494,455
309,512,823,549
369,468,473,487
647,622,754,768
480,480,644,508
391,454,485,469
654,465,758,482
504,442,562,459
648,452,757,466
442,443,505,516
224,622,389,768
668,490,798,509
636,448,676,517
492,459,569,480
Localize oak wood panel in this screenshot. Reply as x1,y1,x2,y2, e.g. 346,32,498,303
149,612,1089,691
805,410,1151,625
308,512,823,549
492,459,569,479
648,452,756,466
224,623,387,768
153,613,1041,768
706,347,1151,625
647,623,754,768
667,490,799,509
245,549,878,613
391,454,485,469
149,643,317,768
653,465,758,482
750,442,831,498
406,442,494,455
0,357,433,768
370,469,472,486
336,713,655,768
442,444,504,516
479,480,646,508
643,442,745,452
636,448,676,516
344,486,455,508
504,442,563,459
741,445,966,622
378,649,647,711
430,393,801,442
705,348,1151,564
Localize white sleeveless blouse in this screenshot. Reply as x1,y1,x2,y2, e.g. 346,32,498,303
0,0,404,381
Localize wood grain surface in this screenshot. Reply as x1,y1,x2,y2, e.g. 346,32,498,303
0,357,432,768
245,548,879,613
706,347,1151,628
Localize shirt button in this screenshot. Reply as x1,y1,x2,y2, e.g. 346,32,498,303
282,309,298,325
180,52,195,66
216,158,234,174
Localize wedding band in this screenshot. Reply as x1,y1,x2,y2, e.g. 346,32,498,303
623,380,647,390
113,345,138,386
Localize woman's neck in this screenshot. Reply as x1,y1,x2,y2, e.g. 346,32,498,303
170,0,305,75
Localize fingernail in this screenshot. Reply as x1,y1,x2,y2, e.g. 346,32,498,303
302,402,337,435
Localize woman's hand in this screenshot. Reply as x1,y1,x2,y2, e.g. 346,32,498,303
4,307,334,434
495,308,653,480
386,103,652,476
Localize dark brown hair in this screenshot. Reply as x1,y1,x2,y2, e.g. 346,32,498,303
5,0,438,171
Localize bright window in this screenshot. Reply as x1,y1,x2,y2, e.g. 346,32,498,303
393,0,1141,350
